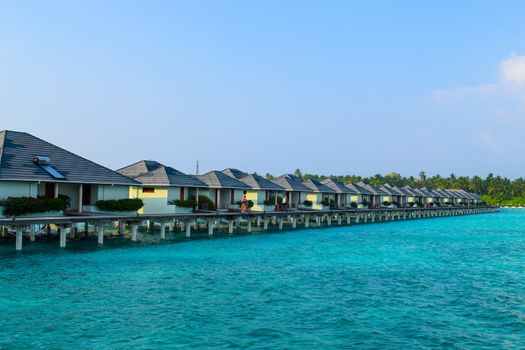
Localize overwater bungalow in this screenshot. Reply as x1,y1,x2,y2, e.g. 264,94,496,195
410,187,427,204
0,130,139,218
271,174,311,210
445,189,465,205
379,184,403,207
117,160,208,214
301,179,337,210
435,189,454,205
391,186,409,208
419,187,435,205
357,182,387,208
449,189,477,205
321,178,359,208
402,186,418,205
345,182,372,208
429,189,445,206
237,173,285,211
196,171,250,210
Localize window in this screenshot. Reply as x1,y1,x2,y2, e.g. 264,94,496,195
142,187,155,193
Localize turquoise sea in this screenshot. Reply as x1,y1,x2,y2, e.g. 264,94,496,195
1,209,524,349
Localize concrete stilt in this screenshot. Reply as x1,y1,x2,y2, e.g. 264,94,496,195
98,225,104,245
257,217,261,227
60,227,67,248
327,216,332,226
316,216,321,227
292,217,297,228
30,225,36,242
186,222,192,238
15,226,23,251
70,224,76,239
338,215,342,225
228,220,234,234
131,224,138,241
247,219,252,233
305,216,310,228
278,217,283,230
208,222,214,236
346,214,351,225
160,223,167,239
263,218,269,230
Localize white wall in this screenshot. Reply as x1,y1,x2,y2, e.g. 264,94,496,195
0,181,38,200
58,183,80,210
96,185,130,201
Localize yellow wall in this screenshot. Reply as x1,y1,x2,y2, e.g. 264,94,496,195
130,186,170,214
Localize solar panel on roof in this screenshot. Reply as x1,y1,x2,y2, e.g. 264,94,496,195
40,165,65,179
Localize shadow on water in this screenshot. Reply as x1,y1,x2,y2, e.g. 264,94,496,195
0,224,332,258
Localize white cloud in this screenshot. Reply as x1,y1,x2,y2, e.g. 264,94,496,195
500,54,525,83
431,54,525,154
433,53,525,101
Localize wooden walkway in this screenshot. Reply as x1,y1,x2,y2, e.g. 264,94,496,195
0,206,499,251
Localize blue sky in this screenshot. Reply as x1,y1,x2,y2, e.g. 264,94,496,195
1,1,525,177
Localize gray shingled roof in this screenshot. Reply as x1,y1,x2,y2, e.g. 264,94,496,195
411,188,427,197
126,163,208,188
358,182,387,195
281,174,303,182
390,185,410,196
434,189,450,198
379,184,397,196
197,171,250,189
271,175,311,192
221,168,248,179
384,184,407,196
302,179,336,193
321,179,355,194
239,174,285,191
402,186,418,196
346,182,373,195
418,187,433,197
0,130,138,185
116,160,163,178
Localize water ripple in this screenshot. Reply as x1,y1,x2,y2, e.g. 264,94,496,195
1,210,525,349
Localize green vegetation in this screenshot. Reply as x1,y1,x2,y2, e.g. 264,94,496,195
96,198,144,212
197,195,216,211
0,196,67,216
170,199,197,209
303,200,313,207
321,198,330,206
263,199,274,206
482,195,525,206
350,202,358,208
383,201,391,206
